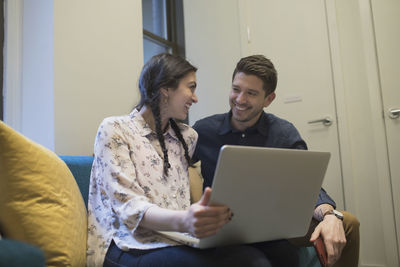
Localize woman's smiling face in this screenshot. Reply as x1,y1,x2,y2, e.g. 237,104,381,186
164,71,198,121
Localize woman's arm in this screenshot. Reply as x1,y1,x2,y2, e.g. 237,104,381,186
141,187,232,238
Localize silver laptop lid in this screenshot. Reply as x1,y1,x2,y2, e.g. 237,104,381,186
198,145,330,248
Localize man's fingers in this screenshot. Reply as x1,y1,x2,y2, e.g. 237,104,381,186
310,224,322,242
324,240,336,266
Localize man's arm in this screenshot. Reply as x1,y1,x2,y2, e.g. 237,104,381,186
313,203,335,222
311,204,347,267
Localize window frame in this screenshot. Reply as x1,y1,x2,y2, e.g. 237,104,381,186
142,0,185,58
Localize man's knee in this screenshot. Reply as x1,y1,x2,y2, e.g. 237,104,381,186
335,211,360,267
341,210,360,236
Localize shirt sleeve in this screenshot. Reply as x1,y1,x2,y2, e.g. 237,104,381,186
92,118,156,232
316,188,336,208
187,127,198,159
288,124,337,208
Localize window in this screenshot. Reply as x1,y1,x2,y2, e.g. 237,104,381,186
142,0,185,63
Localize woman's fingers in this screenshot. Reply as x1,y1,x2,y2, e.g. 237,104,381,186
194,206,231,217
190,206,233,236
198,187,212,206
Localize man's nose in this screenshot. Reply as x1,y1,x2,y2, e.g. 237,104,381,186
236,92,247,103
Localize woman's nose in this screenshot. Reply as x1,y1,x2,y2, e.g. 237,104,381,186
192,92,198,103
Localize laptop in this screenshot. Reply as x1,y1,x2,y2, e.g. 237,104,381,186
158,145,330,249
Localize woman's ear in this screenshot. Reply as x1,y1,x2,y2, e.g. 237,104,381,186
160,87,169,98
160,87,169,104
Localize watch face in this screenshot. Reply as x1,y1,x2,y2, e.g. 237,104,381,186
333,210,344,220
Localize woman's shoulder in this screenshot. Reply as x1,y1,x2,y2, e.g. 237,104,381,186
96,113,143,140
99,114,132,129
174,122,198,142
100,109,139,125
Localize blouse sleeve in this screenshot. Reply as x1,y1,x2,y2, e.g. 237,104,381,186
92,118,155,232
185,126,198,159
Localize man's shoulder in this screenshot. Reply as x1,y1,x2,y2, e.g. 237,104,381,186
263,112,306,147
264,113,295,128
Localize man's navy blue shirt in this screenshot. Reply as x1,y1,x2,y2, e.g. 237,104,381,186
192,111,336,208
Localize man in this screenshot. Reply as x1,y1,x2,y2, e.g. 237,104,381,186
192,55,360,267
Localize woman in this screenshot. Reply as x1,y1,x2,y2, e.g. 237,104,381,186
87,53,276,267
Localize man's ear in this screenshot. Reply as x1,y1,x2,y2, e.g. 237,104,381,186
263,92,276,108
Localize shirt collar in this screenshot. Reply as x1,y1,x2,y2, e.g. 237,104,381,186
129,109,178,140
218,110,268,136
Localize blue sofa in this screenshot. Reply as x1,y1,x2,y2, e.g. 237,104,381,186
0,156,321,267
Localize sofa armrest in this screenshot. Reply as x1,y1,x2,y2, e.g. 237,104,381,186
0,239,45,267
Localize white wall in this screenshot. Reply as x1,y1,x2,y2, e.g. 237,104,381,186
4,0,55,150
53,0,143,155
21,0,54,150
4,0,23,134
5,0,144,155
184,0,242,125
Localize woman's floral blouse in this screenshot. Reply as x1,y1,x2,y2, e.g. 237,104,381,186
86,109,198,266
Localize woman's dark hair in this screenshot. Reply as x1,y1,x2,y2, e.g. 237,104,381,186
136,53,197,175
232,55,277,96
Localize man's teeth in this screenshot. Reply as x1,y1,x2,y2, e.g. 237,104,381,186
236,106,246,111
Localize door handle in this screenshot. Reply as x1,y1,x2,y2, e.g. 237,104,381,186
308,116,333,126
389,108,400,119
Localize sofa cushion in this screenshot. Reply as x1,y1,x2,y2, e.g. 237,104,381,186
59,156,93,209
0,121,87,267
0,239,45,267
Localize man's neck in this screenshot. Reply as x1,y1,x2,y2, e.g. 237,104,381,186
230,112,262,132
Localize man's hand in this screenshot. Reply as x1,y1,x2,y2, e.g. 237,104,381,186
310,210,346,267
183,187,232,238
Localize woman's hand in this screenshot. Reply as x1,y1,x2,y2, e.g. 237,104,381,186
182,187,232,238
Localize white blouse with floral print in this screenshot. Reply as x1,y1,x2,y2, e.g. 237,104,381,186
86,109,198,266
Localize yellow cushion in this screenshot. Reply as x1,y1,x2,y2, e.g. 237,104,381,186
189,161,204,203
0,121,87,267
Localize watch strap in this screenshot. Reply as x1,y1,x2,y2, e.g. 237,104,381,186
323,209,343,221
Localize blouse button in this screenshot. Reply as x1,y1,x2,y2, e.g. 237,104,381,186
172,194,177,198
241,133,245,138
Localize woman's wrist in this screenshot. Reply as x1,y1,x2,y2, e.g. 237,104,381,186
176,210,188,232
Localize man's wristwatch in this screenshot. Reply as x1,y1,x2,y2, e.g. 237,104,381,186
323,209,344,221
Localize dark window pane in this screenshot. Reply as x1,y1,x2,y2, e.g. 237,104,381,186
142,0,167,39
